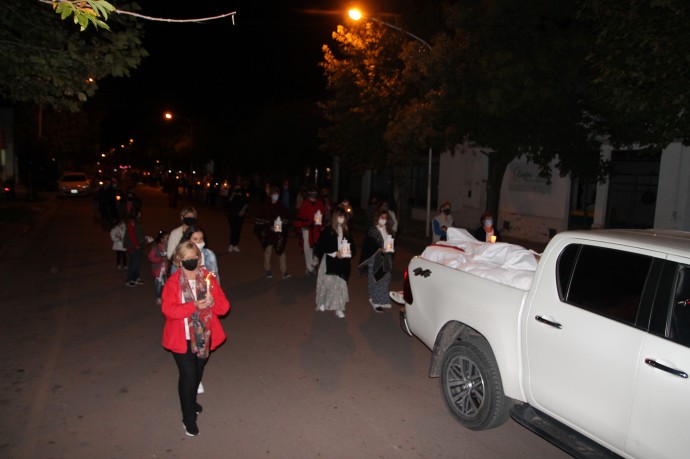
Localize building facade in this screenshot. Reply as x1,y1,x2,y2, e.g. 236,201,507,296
423,142,690,244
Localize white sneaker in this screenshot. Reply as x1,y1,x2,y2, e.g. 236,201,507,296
316,304,325,312
228,245,234,253
197,382,204,394
232,246,240,252
335,310,345,318
389,291,405,304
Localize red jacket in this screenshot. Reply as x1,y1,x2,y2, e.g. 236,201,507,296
161,268,231,354
295,198,326,247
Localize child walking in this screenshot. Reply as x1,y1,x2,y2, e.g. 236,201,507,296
148,230,170,305
110,218,127,270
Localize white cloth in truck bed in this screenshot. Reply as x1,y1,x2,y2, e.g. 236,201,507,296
420,227,539,291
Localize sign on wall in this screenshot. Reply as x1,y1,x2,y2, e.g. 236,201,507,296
507,162,552,194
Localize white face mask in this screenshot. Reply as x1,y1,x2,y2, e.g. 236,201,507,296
484,219,493,227
271,194,279,203
378,218,387,227
195,242,205,250
337,216,345,225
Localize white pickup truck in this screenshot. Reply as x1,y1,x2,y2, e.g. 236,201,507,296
399,228,690,459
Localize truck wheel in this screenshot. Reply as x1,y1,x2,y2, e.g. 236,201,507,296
440,341,510,430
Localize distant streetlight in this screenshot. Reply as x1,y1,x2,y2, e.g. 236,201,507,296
348,7,435,237
163,111,194,137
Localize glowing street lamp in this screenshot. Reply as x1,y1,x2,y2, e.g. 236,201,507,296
348,7,435,235
347,7,432,50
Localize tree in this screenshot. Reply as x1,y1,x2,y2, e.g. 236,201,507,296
578,0,690,151
422,0,606,218
0,0,147,112
319,20,435,227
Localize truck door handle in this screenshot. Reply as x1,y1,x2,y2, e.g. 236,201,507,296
413,267,432,278
535,315,563,329
644,358,689,379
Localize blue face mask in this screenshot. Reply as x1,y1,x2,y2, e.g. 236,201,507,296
443,209,451,215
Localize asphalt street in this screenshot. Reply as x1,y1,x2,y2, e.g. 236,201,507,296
0,185,569,458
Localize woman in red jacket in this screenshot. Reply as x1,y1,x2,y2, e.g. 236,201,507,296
162,241,231,437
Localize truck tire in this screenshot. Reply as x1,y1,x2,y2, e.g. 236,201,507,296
440,340,510,430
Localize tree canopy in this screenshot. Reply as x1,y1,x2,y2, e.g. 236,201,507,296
319,0,690,219
0,0,147,112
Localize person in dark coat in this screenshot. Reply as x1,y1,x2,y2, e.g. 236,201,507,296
227,184,249,252
473,211,501,243
314,207,355,318
255,186,291,279
358,210,394,313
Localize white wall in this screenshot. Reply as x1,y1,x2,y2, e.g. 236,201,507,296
655,143,690,230
437,143,488,231
417,141,690,245
435,145,571,243
498,158,571,242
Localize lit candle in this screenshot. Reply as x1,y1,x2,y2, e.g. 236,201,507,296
340,241,351,257
490,235,497,243
385,235,395,252
204,272,216,295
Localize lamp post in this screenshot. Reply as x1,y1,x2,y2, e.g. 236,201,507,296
163,111,194,139
163,111,197,180
348,8,435,237
348,8,432,51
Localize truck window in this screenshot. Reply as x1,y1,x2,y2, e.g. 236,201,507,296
564,245,652,325
556,244,579,300
670,266,690,347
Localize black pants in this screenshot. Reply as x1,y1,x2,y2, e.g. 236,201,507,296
115,250,127,267
126,248,142,282
172,341,208,424
228,215,244,246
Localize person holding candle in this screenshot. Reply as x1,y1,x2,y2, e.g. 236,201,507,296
182,225,220,284
162,241,230,437
473,211,501,243
432,201,454,243
294,185,326,276
255,186,291,279
358,210,394,313
314,207,355,318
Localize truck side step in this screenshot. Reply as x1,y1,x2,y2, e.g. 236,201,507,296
510,404,623,459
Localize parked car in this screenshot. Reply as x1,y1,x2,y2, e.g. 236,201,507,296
57,172,91,197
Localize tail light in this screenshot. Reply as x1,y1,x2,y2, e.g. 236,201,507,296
403,267,413,304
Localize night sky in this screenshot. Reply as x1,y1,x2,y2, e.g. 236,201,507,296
97,1,347,149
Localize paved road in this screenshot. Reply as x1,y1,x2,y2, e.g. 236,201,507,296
0,185,569,458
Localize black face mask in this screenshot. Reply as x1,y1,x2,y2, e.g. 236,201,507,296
180,258,199,271
443,209,451,215
183,217,196,226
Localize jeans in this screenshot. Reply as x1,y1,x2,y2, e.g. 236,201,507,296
126,248,142,282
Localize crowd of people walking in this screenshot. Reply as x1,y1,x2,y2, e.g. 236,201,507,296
100,175,508,438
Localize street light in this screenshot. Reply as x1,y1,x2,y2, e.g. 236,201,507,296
347,8,432,50
348,7,435,237
163,111,196,175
